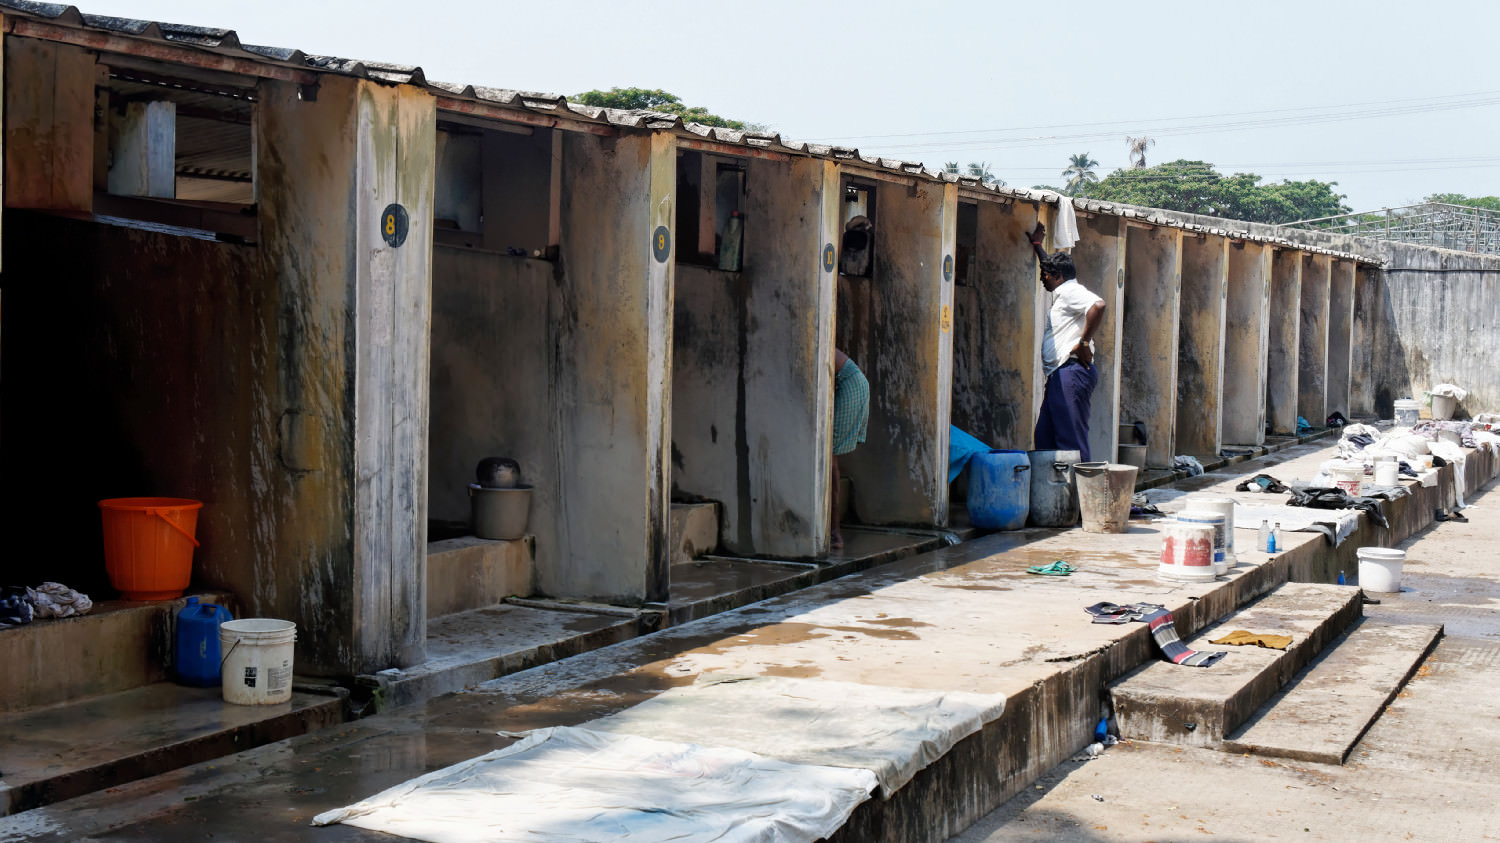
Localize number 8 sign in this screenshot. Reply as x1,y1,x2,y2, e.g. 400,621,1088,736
381,203,409,248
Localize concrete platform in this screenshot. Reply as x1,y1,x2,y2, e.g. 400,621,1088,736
1109,582,1364,748
1,439,1494,842
0,683,343,816
1223,617,1442,764
670,501,720,565
426,536,532,618
0,591,236,713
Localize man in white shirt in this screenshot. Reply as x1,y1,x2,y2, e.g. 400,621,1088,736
1028,226,1105,460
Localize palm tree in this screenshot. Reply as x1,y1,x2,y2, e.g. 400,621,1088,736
1127,135,1155,169
965,162,1004,187
1061,153,1100,195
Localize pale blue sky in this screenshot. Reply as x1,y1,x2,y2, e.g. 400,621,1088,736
73,0,1500,213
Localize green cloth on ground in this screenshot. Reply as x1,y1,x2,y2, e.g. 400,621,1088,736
1208,630,1292,649
1026,561,1075,576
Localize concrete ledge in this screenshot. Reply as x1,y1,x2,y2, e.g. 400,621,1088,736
0,591,236,714
669,501,720,565
1110,582,1363,747
0,683,342,816
426,536,533,618
362,603,641,711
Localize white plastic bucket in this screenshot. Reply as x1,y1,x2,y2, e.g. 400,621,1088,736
1158,522,1217,582
1176,508,1228,576
1430,393,1457,421
1374,461,1400,487
1393,399,1420,427
1357,547,1405,593
1184,495,1237,570
220,619,296,705
1328,462,1364,496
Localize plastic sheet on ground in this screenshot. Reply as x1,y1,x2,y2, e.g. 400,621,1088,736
311,725,879,843
588,675,1006,796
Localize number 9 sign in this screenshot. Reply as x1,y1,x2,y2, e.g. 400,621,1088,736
381,203,409,248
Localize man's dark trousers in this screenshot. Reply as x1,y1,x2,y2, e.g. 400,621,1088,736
1034,359,1097,461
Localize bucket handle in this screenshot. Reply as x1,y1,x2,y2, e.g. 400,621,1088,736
219,636,241,670
147,507,201,548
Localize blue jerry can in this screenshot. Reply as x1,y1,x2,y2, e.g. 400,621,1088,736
175,596,233,687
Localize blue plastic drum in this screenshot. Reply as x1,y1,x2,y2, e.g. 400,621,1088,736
967,449,1032,530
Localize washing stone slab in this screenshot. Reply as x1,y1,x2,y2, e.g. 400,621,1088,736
1222,618,1442,764
0,682,343,816
1110,581,1363,748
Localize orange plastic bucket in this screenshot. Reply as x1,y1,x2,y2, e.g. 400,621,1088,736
98,497,203,601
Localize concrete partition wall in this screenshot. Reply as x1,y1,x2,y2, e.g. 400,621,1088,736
839,177,956,526
1298,254,1332,426
670,157,837,558
1266,249,1302,435
950,199,1041,449
1120,225,1182,469
1349,265,1381,416
1222,241,1272,445
1175,234,1229,457
551,131,674,605
1068,212,1126,463
1325,259,1356,419
254,75,436,674
427,252,551,527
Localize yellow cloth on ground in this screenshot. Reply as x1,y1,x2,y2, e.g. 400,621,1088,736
1208,630,1293,649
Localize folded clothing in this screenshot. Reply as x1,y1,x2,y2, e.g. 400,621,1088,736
1209,630,1292,649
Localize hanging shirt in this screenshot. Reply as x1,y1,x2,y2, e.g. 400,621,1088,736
1040,279,1104,378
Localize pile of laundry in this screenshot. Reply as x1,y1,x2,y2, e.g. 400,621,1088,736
0,582,93,628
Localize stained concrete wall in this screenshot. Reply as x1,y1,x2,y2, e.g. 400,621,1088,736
1349,265,1381,416
1326,259,1355,418
1120,225,1182,469
551,130,674,604
255,75,436,674
1175,234,1229,457
1298,254,1331,425
838,177,955,526
427,248,551,539
1066,212,1126,463
1368,245,1500,416
738,157,839,555
670,160,837,558
1223,241,1271,444
950,199,1042,450
1266,249,1302,435
670,263,742,535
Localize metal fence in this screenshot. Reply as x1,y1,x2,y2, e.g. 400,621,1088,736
1280,202,1500,255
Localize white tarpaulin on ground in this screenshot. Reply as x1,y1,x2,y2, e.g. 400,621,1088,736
311,725,878,843
589,674,1007,796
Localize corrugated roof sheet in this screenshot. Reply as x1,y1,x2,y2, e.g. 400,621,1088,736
0,0,1376,264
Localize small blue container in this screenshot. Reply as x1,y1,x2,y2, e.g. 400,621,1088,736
967,449,1032,530
175,596,233,687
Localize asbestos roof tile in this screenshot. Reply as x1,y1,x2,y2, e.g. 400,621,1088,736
0,1,71,19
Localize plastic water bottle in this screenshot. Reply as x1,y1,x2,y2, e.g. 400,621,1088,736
1338,570,1346,585
1269,522,1281,553
1258,519,1270,553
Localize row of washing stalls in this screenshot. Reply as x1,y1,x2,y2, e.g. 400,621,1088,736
0,5,1380,690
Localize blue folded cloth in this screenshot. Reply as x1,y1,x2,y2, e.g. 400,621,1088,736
949,425,993,483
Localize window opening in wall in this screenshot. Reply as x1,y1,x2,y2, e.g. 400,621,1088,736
674,151,746,268
94,65,257,239
433,116,556,258
840,183,876,277
955,201,978,286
